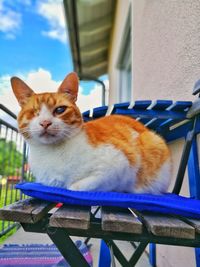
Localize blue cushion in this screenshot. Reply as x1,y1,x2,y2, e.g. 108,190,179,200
16,182,200,219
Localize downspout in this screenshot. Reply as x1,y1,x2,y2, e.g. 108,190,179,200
79,75,106,106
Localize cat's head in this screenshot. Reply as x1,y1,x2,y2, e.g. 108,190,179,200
11,72,83,145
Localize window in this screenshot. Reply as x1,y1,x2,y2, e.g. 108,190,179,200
117,7,132,102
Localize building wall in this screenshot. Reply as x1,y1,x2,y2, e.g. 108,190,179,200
132,0,200,102
132,1,200,266
108,0,200,266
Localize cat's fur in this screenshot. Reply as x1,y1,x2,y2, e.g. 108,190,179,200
11,72,172,193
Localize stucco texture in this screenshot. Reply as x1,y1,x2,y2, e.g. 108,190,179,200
132,1,200,266
132,0,200,102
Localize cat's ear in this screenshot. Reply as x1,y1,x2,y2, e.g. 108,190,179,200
11,77,34,107
58,72,79,102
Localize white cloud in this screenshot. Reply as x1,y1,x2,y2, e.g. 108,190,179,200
0,74,12,95
0,74,20,116
0,69,60,117
37,0,67,43
0,69,104,120
0,0,67,41
0,1,21,38
25,68,61,92
77,80,110,112
77,86,102,112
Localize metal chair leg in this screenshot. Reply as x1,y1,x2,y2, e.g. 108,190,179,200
149,243,156,267
47,227,90,267
104,240,130,266
129,241,149,266
98,240,111,267
108,242,117,267
104,240,148,267
85,206,101,245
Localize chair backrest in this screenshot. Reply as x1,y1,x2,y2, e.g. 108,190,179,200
172,117,196,194
193,79,200,95
173,80,200,194
82,83,200,195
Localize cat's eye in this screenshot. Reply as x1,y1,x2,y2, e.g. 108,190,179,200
54,106,67,115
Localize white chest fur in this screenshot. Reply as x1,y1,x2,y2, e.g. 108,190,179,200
28,130,137,191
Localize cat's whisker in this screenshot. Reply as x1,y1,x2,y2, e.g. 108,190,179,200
20,128,73,136
19,130,29,134
62,133,71,137
20,129,39,133
20,128,29,132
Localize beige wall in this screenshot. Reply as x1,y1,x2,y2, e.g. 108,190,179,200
132,1,200,266
166,139,195,267
132,0,200,102
108,0,200,266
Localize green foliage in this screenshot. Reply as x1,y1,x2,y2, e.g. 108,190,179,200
0,138,33,241
0,138,26,242
0,227,18,244
0,138,23,176
0,185,21,241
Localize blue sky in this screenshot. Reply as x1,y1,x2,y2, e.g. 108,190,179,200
0,0,107,114
0,0,72,80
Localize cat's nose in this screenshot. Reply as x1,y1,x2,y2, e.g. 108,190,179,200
40,120,52,129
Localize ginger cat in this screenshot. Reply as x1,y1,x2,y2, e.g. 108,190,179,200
11,72,171,193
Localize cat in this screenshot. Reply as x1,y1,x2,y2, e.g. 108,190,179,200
11,72,172,193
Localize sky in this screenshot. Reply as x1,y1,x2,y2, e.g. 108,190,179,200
0,0,108,120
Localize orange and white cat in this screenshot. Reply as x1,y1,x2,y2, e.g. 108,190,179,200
11,72,171,193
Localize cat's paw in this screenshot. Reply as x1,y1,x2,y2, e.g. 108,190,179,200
43,179,65,188
68,182,81,191
69,176,100,191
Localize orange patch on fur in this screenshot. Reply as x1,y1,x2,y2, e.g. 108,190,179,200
84,115,170,189
136,131,171,188
84,115,147,166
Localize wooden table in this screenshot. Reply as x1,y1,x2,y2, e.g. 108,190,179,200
1,198,200,267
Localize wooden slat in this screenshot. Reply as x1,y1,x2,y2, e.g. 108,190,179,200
0,198,54,223
184,218,200,234
138,212,195,239
101,207,143,234
49,205,91,230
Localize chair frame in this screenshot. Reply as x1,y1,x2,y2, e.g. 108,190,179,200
1,94,200,266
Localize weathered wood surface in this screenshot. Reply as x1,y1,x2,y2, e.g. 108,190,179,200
1,197,200,242
185,218,200,234
49,205,91,230
0,198,54,223
101,207,143,234
138,212,195,239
